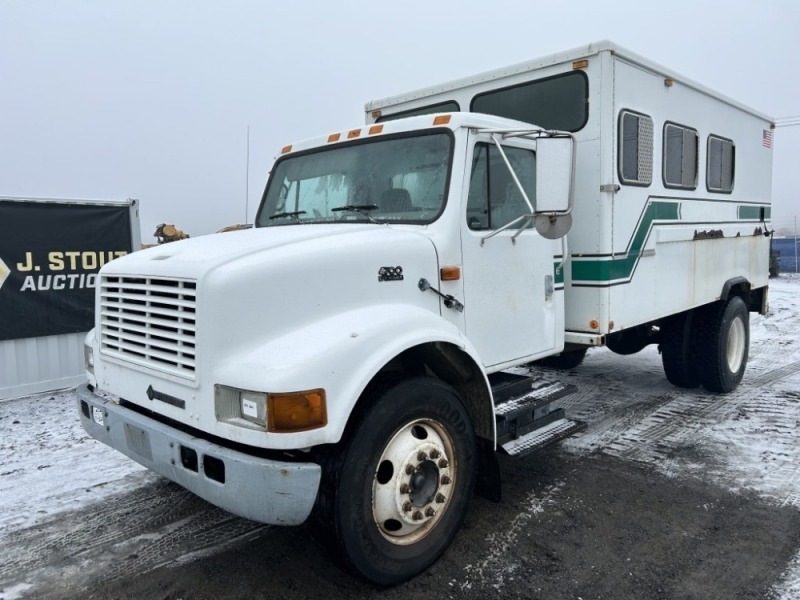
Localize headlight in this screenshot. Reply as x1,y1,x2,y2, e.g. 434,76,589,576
239,390,267,426
215,385,268,429
215,385,327,433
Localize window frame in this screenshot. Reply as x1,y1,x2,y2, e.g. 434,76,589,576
617,109,654,188
706,134,736,194
465,141,537,232
375,101,461,123
254,129,455,228
662,121,699,190
470,70,589,133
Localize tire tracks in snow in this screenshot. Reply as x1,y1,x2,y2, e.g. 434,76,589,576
555,351,800,505
0,478,268,598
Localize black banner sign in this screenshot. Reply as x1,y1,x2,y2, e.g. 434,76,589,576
0,200,133,341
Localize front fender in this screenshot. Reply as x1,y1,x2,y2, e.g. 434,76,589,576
215,303,489,449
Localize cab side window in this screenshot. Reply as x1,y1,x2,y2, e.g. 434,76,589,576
466,143,535,230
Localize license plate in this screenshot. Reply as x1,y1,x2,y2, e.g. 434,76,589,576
92,406,104,426
124,423,153,460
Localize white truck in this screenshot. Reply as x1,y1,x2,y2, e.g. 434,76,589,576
77,41,772,584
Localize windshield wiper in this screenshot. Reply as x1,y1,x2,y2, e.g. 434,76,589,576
269,210,307,221
331,204,380,223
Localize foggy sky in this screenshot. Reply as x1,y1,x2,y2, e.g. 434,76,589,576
1,0,798,240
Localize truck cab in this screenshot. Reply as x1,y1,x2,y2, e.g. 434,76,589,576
257,113,573,369
78,112,578,585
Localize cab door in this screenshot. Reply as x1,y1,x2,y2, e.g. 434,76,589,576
459,133,557,368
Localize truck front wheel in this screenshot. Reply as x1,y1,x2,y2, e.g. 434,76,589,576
312,376,476,585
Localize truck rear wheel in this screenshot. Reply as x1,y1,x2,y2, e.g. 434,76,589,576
660,310,700,388
311,376,476,585
696,296,749,393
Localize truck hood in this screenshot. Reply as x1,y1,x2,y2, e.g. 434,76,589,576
104,224,384,279
97,223,443,382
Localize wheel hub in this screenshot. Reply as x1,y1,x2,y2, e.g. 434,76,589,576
372,419,455,545
409,462,438,507
726,315,746,372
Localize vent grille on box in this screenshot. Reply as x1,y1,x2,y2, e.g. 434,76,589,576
100,275,197,379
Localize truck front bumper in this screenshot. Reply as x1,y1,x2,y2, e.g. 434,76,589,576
76,383,321,525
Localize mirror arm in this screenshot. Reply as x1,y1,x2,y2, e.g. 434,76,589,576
511,215,535,242
489,134,535,214
557,235,568,272
480,214,530,246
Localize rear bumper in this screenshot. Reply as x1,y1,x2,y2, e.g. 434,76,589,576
76,383,321,525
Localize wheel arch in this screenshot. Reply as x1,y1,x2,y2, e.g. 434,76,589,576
720,276,767,314
345,341,495,446
213,305,493,450
720,276,750,303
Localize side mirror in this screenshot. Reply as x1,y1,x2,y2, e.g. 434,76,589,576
535,136,573,214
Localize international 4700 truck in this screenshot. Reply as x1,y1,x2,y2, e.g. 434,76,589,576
77,41,772,584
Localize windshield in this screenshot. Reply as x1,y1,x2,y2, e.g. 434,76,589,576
256,131,452,227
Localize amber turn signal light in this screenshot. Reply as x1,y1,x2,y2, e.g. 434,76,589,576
268,389,327,433
440,266,461,281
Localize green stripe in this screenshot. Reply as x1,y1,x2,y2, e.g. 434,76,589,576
571,201,680,283
737,205,770,220
553,261,564,285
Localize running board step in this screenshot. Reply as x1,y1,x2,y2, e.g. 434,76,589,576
500,418,587,457
493,376,577,445
491,372,583,456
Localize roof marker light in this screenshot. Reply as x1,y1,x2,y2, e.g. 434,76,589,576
328,133,341,143
280,145,292,154
347,129,361,139
433,115,451,125
573,59,589,69
368,125,384,135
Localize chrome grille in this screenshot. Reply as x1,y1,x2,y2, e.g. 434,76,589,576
100,275,197,379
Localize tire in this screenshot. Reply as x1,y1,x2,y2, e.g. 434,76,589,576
311,376,476,585
659,310,700,388
696,296,749,393
541,348,587,370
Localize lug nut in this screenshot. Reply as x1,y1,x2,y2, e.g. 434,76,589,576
405,464,415,475
438,459,449,468
425,507,436,517
400,483,410,494
430,449,441,459
417,451,427,462
441,475,451,485
412,510,423,521
436,493,446,503
402,501,412,512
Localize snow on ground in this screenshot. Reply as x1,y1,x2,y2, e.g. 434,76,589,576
554,274,800,598
0,275,798,597
561,274,800,506
0,389,151,532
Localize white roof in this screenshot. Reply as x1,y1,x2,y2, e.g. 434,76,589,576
365,40,773,123
279,112,544,156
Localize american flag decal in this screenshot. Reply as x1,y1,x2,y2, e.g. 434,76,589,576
762,129,773,149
